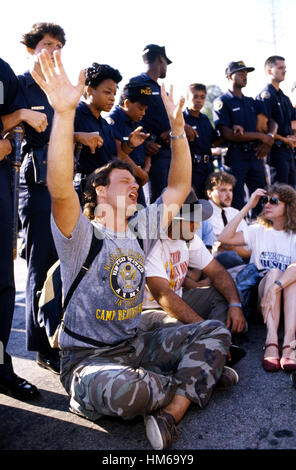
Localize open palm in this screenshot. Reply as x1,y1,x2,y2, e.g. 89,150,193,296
31,49,85,114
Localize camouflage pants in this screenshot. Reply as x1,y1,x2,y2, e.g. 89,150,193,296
60,320,231,421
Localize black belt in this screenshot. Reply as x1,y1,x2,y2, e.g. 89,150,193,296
230,141,258,152
192,154,211,164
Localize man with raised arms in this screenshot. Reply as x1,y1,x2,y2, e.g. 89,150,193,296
32,50,231,450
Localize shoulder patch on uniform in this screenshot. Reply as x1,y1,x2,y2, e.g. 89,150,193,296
261,90,271,99
214,99,223,111
105,117,114,125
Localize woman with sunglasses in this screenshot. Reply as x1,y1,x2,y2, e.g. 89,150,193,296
218,184,296,372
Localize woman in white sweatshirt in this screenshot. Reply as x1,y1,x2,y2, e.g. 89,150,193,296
219,183,296,372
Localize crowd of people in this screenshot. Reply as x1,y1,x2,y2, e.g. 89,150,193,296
1,22,296,450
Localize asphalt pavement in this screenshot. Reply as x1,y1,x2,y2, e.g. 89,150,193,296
1,251,296,462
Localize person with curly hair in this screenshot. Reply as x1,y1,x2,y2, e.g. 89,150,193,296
74,63,149,199
219,184,296,372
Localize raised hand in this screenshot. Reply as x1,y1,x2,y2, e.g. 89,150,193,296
31,49,85,114
247,188,266,210
160,84,185,135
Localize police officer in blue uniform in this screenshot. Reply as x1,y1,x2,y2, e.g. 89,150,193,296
184,83,220,199
256,55,296,186
17,23,67,374
74,64,149,203
129,44,173,203
0,57,39,400
107,82,152,207
213,61,277,214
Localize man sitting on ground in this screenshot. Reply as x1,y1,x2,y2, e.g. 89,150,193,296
32,50,232,451
141,189,246,337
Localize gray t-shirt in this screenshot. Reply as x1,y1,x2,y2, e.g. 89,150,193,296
51,199,164,349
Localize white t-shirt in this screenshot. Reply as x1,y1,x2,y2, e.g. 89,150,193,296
143,235,213,309
209,201,248,240
242,224,296,272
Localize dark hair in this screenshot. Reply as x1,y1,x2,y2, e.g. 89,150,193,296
83,159,136,220
188,83,207,94
205,171,236,192
264,55,285,69
257,183,296,233
142,50,162,65
85,63,122,89
21,22,66,49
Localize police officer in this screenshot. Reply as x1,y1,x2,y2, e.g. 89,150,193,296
17,23,67,374
129,44,173,203
74,64,149,202
184,83,221,199
257,56,296,186
213,61,277,214
0,57,39,400
107,82,152,207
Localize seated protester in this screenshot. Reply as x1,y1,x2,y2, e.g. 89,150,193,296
74,63,149,200
219,185,296,372
205,171,251,268
183,83,222,199
107,82,152,206
141,189,246,338
32,50,232,451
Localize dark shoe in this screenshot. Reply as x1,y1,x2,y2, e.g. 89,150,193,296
226,344,246,367
0,373,39,401
36,351,60,375
216,366,239,391
262,343,280,372
144,410,179,450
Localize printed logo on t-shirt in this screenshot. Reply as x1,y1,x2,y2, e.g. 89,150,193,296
260,251,291,272
110,254,145,300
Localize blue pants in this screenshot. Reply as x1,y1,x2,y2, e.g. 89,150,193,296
269,146,296,187
0,160,16,377
192,161,214,199
18,156,57,352
149,156,171,203
227,149,266,214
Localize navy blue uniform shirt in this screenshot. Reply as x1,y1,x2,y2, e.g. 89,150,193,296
0,58,21,132
183,108,218,156
107,105,146,166
213,90,265,132
256,84,296,137
129,73,170,138
74,101,117,176
17,71,53,149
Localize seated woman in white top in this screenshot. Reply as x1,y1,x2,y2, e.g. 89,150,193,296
218,184,296,373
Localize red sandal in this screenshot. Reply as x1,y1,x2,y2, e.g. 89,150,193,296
262,343,280,372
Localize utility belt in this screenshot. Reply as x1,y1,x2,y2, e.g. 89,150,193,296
26,144,49,186
192,154,211,164
229,141,258,152
273,139,290,149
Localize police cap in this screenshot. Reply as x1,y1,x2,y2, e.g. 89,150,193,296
122,82,152,105
142,44,172,64
225,61,255,77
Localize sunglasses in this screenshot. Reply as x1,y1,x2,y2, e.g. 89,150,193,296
262,196,280,205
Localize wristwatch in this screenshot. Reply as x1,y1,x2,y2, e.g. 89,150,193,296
169,131,186,140
267,132,275,139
